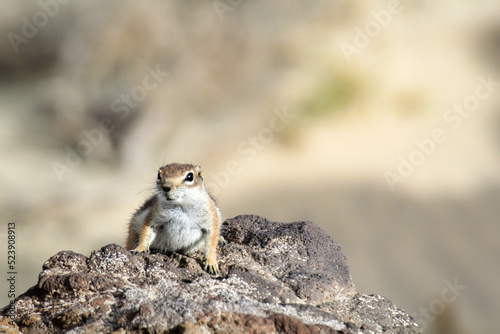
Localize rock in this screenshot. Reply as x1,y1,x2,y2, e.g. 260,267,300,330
0,215,419,333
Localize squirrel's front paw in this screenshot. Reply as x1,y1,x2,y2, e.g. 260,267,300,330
204,258,219,275
130,246,149,254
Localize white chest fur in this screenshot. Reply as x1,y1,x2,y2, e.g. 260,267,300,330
149,199,210,254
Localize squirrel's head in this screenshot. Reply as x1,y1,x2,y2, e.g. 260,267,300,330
156,163,204,203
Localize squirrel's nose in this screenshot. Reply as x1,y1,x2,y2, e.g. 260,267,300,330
162,186,171,193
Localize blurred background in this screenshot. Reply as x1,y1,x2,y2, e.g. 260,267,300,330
1,0,499,333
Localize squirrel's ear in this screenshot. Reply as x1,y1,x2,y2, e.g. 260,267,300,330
195,165,202,177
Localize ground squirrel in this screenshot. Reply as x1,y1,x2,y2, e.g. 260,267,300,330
126,163,222,274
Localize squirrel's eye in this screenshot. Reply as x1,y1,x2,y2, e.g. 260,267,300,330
184,172,194,182
157,171,161,180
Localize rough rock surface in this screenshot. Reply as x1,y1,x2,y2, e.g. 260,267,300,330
0,215,419,333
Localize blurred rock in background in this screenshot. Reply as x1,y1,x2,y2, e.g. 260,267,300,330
1,1,499,333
